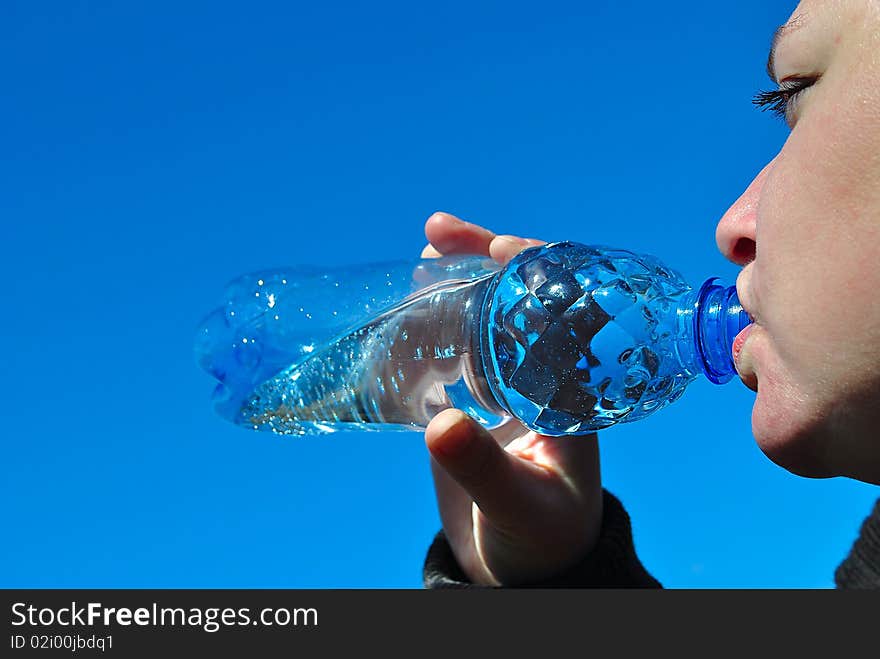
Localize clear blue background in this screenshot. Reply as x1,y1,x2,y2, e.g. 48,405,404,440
2,0,876,588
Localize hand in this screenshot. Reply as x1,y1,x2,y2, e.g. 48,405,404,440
421,212,604,586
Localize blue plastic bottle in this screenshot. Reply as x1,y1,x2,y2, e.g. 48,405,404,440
195,242,751,437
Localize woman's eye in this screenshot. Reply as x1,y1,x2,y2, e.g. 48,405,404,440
752,76,818,125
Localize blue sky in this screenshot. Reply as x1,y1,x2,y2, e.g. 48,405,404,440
2,0,876,588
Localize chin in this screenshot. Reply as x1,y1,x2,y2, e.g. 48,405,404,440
743,332,880,483
750,380,839,480
751,383,880,484
752,410,836,479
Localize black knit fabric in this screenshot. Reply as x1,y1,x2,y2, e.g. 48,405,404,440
423,489,661,588
424,492,880,589
834,498,880,588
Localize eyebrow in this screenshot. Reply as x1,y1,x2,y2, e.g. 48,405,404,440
766,14,808,82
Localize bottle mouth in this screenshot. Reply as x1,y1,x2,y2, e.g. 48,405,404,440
693,278,753,384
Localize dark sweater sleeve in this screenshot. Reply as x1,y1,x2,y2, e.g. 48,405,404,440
834,498,880,589
423,489,662,588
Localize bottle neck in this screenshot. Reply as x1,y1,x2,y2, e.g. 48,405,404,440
685,278,752,384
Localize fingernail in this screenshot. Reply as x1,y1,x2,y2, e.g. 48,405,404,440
496,235,527,247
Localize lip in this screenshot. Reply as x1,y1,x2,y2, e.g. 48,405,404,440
735,270,756,322
733,270,758,390
732,323,757,391
732,323,753,364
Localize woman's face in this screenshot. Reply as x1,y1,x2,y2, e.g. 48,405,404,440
716,0,880,484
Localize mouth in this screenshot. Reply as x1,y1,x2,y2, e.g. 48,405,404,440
732,280,757,390
737,297,755,325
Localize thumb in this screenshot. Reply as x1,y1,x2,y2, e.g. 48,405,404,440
425,409,551,530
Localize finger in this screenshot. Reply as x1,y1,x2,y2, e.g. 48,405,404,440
487,418,531,448
504,432,601,502
425,409,555,530
421,244,443,258
424,212,497,256
489,235,546,266
427,454,480,564
427,419,529,561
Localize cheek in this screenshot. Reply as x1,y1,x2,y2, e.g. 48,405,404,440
757,150,880,385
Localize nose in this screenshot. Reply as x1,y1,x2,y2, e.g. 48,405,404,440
715,158,775,266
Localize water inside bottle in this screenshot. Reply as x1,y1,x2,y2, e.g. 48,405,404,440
241,277,508,435
196,255,507,436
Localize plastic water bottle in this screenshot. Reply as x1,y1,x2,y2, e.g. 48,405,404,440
195,241,751,437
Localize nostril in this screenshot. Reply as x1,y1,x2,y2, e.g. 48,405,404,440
731,238,756,265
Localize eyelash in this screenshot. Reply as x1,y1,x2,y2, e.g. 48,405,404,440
752,77,818,119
